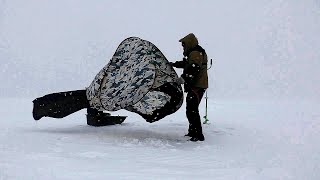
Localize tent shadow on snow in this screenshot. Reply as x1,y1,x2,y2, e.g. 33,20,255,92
26,124,195,146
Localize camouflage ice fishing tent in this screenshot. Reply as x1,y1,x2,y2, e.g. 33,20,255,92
86,37,183,122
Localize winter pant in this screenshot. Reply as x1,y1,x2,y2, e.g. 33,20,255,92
32,90,90,120
186,88,206,138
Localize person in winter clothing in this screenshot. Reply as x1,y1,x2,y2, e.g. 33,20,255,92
171,33,208,141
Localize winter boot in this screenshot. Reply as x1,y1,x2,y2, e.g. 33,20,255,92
189,134,205,142
189,125,205,142
185,124,196,137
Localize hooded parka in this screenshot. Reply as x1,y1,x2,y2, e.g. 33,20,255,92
178,33,208,89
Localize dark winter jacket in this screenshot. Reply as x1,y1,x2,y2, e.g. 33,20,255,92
172,33,208,90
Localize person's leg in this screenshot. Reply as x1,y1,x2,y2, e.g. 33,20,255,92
186,88,206,141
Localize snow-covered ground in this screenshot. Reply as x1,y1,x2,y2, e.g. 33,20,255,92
1,0,320,179
1,98,319,179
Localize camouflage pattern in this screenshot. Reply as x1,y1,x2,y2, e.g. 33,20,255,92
86,37,183,117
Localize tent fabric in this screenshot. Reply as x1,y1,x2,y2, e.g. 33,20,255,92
86,37,183,118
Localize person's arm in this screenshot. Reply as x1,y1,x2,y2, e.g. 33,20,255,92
170,58,187,68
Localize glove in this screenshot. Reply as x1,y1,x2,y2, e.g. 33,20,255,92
170,61,185,68
169,62,175,66
175,77,185,85
181,74,192,92
184,82,192,92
